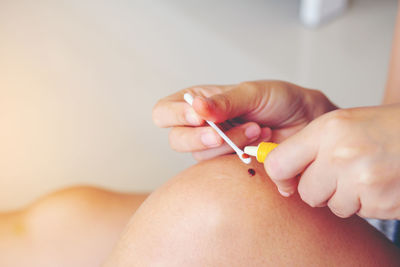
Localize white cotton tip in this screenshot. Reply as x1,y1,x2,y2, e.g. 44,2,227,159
237,152,251,164
244,146,258,157
183,93,194,106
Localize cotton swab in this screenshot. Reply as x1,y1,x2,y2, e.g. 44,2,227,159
183,93,251,164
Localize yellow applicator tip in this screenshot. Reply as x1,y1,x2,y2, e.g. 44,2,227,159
244,142,278,163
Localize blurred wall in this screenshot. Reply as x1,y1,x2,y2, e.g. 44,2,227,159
0,0,397,211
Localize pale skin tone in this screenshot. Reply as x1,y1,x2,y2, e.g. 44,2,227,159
153,82,400,220
1,3,400,266
152,3,400,220
0,187,147,266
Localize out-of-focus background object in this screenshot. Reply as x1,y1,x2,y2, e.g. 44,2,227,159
0,0,397,211
300,0,348,27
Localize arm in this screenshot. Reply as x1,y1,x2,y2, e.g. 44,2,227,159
383,2,400,104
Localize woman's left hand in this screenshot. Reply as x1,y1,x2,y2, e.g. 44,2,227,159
265,104,400,220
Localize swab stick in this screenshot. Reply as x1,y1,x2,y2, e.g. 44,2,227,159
183,93,251,164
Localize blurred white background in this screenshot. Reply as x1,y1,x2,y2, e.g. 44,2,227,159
0,0,397,210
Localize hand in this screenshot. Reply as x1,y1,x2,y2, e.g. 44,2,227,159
153,80,336,161
265,104,400,220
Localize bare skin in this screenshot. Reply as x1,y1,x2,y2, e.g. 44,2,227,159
105,155,400,266
0,187,147,267
1,3,400,267
151,4,400,219
1,156,398,266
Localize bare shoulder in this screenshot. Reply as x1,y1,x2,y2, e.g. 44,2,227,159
25,186,141,226
0,186,147,267
119,155,400,266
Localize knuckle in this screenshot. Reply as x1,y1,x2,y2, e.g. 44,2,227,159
307,89,329,105
356,164,381,187
238,81,255,89
212,94,231,115
330,142,379,165
309,88,325,98
331,145,366,164
323,109,352,130
238,81,260,94
358,192,395,219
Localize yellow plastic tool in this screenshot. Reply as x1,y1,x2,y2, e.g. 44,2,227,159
244,142,278,163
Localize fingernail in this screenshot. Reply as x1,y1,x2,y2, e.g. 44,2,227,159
244,124,261,139
278,188,291,197
185,109,201,125
201,132,221,147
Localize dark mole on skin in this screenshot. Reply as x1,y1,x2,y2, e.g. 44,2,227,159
247,168,256,176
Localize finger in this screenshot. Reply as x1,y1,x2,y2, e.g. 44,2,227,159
271,175,299,198
192,84,261,123
152,85,234,128
252,127,273,144
264,120,321,196
192,124,270,161
169,126,224,152
153,100,204,128
269,123,306,143
327,176,361,218
297,159,337,207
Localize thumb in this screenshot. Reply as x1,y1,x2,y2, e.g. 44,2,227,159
192,86,260,123
264,122,320,197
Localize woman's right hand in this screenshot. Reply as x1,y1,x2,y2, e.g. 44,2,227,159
152,80,337,161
